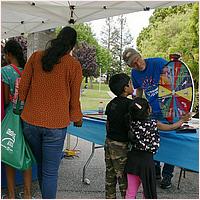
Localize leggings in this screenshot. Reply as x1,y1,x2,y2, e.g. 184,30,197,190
125,174,145,199
126,173,157,199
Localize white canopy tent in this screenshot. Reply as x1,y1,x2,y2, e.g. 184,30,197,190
1,1,196,39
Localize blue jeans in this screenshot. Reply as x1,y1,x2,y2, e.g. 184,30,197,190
155,161,174,179
23,121,67,199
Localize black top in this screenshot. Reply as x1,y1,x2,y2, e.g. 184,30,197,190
105,96,133,142
128,119,160,154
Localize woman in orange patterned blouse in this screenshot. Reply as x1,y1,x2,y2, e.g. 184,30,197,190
19,26,83,199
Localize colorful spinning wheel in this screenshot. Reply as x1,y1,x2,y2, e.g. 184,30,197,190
158,54,194,123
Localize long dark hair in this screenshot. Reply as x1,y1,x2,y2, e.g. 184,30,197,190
41,26,77,72
4,40,26,69
129,97,151,121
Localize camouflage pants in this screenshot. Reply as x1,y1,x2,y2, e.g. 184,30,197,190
104,137,128,199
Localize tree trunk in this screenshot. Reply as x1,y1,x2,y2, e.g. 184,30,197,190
89,76,93,89
85,76,88,83
106,73,109,84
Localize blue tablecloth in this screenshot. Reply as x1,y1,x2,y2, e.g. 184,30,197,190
68,116,199,172
68,117,106,145
154,130,199,172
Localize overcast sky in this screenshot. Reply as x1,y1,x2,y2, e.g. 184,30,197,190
89,9,154,48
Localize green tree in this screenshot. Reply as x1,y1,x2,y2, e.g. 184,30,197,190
137,3,198,88
137,3,199,112
56,24,112,85
149,3,193,25
95,45,112,83
117,15,133,71
100,17,118,79
74,23,98,46
100,16,133,78
101,17,117,50
74,23,113,78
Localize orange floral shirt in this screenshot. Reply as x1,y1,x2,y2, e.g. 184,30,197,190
19,51,83,128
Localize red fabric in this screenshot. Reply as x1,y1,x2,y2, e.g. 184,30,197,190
10,64,22,76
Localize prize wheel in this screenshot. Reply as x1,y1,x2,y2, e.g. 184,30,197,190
158,54,194,123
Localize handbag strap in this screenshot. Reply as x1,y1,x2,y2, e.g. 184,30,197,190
10,64,22,76
10,64,23,115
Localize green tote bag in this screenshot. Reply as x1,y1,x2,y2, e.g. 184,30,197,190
1,107,36,170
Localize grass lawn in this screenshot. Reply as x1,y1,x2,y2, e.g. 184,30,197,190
81,81,199,116
80,82,112,111
91,82,110,91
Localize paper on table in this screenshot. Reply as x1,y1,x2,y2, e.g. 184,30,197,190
188,118,199,129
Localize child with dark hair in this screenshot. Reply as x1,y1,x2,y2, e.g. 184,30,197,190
125,97,191,199
1,40,32,199
105,73,134,199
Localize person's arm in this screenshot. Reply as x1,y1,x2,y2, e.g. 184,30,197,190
157,113,191,131
1,67,12,107
69,61,83,127
136,88,143,97
19,53,35,101
131,71,143,98
2,82,10,106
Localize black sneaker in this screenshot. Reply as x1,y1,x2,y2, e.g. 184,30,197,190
160,176,172,189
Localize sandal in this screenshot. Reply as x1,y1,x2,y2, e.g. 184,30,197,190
1,194,16,199
18,192,34,199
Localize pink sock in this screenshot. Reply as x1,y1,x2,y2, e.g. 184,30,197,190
125,174,141,199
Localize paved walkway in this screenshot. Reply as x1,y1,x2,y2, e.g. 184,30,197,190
2,135,198,199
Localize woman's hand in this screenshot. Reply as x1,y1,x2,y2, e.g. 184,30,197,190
73,119,83,127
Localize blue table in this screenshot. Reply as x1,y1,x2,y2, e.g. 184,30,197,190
68,114,199,182
68,116,106,183
154,130,199,172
